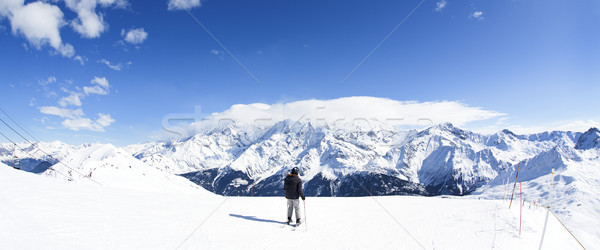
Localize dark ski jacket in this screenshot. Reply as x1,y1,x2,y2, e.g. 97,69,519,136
283,174,305,200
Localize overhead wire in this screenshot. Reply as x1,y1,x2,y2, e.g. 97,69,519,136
0,130,73,180
0,108,102,185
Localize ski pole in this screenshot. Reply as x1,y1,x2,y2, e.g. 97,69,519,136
303,199,307,231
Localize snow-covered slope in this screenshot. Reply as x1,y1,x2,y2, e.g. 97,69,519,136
5,123,596,247
0,164,584,249
0,141,76,173
474,140,600,248
45,143,203,193
124,122,599,247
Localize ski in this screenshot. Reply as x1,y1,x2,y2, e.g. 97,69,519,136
292,222,302,231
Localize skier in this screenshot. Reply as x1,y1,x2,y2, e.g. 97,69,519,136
284,167,305,225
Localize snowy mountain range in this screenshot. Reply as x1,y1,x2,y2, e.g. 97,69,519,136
3,122,598,198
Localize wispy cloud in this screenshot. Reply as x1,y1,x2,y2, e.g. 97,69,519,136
73,55,86,65
435,0,447,12
39,76,57,86
91,76,109,89
61,114,115,132
58,92,83,107
40,106,85,119
38,76,115,132
471,11,484,20
98,59,130,71
168,0,201,11
474,120,600,135
83,77,110,95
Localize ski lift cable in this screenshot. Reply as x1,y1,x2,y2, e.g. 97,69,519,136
0,132,71,179
0,107,41,142
0,116,102,185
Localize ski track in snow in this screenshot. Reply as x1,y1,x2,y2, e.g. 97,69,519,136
0,166,584,250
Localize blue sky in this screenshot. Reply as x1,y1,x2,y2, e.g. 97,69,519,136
0,0,599,146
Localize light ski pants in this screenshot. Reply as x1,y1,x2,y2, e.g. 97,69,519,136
287,199,301,220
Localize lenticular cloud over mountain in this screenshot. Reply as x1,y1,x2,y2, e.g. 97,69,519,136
184,97,504,134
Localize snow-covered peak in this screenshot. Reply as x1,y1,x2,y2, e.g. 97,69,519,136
575,127,600,150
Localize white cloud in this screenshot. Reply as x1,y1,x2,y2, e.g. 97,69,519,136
58,92,82,107
63,0,128,38
168,0,200,11
61,117,95,131
96,113,115,127
38,76,115,132
435,0,446,12
61,113,114,132
472,119,600,135
39,76,57,86
84,77,110,95
39,106,84,119
163,97,504,137
98,59,122,70
73,55,86,65
98,0,128,9
0,0,23,17
509,120,600,134
63,0,110,38
209,49,220,55
123,27,147,44
90,76,110,89
83,85,107,95
472,11,484,20
40,107,114,132
9,1,75,57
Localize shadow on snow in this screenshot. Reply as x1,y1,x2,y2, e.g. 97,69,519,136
229,214,285,225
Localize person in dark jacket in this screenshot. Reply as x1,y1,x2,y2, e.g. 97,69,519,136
284,167,305,225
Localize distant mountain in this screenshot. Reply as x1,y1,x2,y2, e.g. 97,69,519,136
3,122,596,198
575,128,600,150
124,121,596,198
0,141,75,172
42,143,202,193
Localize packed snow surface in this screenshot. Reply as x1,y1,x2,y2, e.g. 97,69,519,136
0,165,583,249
